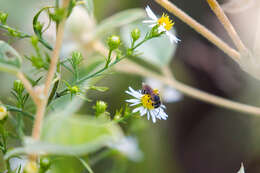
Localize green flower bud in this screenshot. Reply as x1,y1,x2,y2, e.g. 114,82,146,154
107,35,120,50
40,157,51,170
24,161,38,173
95,101,107,116
49,8,66,22
0,12,8,24
31,56,44,69
0,105,8,121
131,28,141,41
13,80,24,94
8,28,20,37
34,21,43,33
69,86,80,94
71,51,83,66
31,35,39,47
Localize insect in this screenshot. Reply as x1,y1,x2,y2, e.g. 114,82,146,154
141,83,161,108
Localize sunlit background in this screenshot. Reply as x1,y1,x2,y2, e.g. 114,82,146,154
1,0,260,172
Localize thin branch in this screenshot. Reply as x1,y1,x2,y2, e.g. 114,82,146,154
32,0,70,141
16,72,39,105
92,40,260,115
206,0,248,54
154,0,240,61
254,6,260,54
116,61,260,115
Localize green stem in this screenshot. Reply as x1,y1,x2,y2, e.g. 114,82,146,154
90,149,115,166
0,23,53,50
5,105,34,120
105,49,112,68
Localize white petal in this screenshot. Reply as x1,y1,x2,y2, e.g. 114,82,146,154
133,107,143,113
142,20,156,24
152,109,161,120
125,90,142,99
150,111,157,123
147,111,150,120
140,108,147,116
145,6,158,21
158,25,166,33
126,99,140,103
161,104,166,109
130,101,141,106
166,31,181,43
129,87,143,98
148,24,157,28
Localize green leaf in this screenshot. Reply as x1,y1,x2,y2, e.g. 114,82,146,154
88,86,109,92
120,21,178,67
4,115,123,158
77,157,94,173
83,0,94,15
0,40,22,74
92,9,145,40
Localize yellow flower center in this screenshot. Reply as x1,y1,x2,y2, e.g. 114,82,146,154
0,107,5,113
141,94,154,110
157,13,174,31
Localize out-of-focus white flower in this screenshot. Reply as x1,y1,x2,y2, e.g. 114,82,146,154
0,105,8,120
145,78,182,103
125,86,168,123
143,6,180,43
221,0,255,14
237,163,245,173
9,157,27,173
108,136,143,162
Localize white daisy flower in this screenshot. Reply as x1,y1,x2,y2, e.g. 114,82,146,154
237,163,245,173
107,136,143,162
125,86,168,123
143,5,180,43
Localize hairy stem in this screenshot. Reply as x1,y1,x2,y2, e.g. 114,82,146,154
155,0,240,61
206,0,247,54
32,0,70,141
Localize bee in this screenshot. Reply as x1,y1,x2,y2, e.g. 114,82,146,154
141,83,161,108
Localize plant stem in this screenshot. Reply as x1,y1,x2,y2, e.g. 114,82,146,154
47,79,59,105
5,104,34,120
254,6,260,54
206,0,247,54
105,49,112,68
154,0,240,61
32,0,69,141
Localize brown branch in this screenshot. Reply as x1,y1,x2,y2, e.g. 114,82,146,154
206,0,248,54
155,0,240,61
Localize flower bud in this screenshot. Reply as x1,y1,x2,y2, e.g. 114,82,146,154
131,28,141,41
69,86,79,94
31,56,44,69
40,157,51,170
94,101,107,116
34,21,43,34
0,105,7,120
0,12,8,24
8,28,20,37
49,8,66,22
71,51,83,66
24,161,38,173
107,35,120,50
31,35,39,47
13,80,24,94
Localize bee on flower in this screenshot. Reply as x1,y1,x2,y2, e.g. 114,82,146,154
143,5,180,43
125,84,168,123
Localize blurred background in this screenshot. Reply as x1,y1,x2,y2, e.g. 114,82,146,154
1,0,260,172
